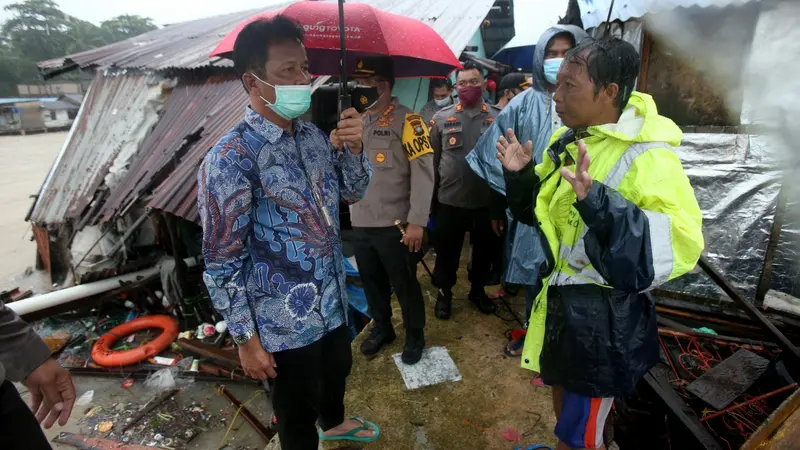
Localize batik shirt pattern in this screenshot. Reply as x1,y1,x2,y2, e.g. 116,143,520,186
197,108,371,352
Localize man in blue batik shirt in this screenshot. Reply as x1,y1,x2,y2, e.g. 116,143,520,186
197,16,379,450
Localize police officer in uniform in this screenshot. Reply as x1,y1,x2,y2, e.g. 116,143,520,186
429,61,500,319
349,57,435,365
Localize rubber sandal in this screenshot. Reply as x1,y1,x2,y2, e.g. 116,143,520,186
318,417,381,443
515,445,554,450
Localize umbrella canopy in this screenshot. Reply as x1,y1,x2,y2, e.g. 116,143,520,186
492,34,536,71
210,2,461,78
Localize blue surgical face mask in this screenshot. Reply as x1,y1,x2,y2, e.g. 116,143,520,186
543,58,564,85
251,73,311,120
434,96,451,107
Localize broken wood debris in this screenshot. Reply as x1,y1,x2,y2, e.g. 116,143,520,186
121,388,179,433
218,385,274,443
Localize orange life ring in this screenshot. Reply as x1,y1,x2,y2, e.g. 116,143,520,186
92,315,180,367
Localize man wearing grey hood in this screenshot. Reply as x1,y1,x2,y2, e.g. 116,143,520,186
466,25,587,355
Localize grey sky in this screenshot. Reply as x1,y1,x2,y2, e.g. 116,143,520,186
0,0,567,35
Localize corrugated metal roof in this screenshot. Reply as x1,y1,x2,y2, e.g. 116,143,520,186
579,0,763,29
96,77,248,223
38,8,274,72
145,79,249,222
39,0,495,72
30,72,166,225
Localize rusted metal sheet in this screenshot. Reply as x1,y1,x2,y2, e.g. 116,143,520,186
38,0,495,74
98,76,247,224
32,225,51,275
38,8,274,73
29,71,166,225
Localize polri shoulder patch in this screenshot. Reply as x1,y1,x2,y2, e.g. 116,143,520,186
402,113,433,161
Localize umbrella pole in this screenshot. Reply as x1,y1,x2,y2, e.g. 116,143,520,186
338,0,351,115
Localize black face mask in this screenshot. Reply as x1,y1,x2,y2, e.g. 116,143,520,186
351,85,381,113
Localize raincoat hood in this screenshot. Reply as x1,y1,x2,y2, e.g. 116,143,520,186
589,91,683,147
531,25,588,92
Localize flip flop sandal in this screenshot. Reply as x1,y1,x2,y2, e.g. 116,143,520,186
515,445,554,450
318,417,381,443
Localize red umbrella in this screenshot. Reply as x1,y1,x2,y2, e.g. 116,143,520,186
210,2,461,79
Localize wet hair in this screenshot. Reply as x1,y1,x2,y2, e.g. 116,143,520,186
545,31,576,53
233,16,305,81
430,78,453,91
563,36,640,111
456,61,483,79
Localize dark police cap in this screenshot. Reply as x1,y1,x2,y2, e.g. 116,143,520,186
498,72,531,92
352,57,395,79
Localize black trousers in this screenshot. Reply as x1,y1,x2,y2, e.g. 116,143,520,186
435,204,493,292
352,226,426,331
0,380,52,450
272,326,352,450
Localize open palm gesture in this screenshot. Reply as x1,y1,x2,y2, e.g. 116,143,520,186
560,139,593,201
496,128,533,172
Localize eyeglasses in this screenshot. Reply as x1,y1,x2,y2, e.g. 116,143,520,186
456,79,482,88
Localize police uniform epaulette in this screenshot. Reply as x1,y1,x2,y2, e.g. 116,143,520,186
488,104,502,112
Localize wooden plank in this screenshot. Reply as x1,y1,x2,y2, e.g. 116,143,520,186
644,367,723,450
697,256,800,364
741,389,800,450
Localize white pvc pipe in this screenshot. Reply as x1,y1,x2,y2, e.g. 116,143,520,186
9,257,199,316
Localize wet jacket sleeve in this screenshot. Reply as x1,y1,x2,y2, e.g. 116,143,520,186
334,139,372,204
503,161,539,227
575,149,704,293
0,300,51,383
403,119,435,227
197,149,257,345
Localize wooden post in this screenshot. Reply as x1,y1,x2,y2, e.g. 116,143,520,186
755,183,787,306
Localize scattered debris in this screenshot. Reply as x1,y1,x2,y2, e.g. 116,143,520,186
176,338,241,370
53,432,161,450
122,388,179,433
97,421,113,433
75,390,94,406
122,378,135,389
218,385,274,443
502,427,521,442
215,321,228,334
144,367,178,390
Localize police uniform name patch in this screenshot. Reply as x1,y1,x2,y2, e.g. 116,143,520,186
373,129,391,137
402,113,432,161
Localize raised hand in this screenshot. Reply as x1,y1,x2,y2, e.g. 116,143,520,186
496,128,533,172
559,139,593,201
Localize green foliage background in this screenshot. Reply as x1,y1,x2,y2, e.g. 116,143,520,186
0,0,157,95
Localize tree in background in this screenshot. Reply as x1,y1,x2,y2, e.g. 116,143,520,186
0,0,157,96
101,15,157,41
